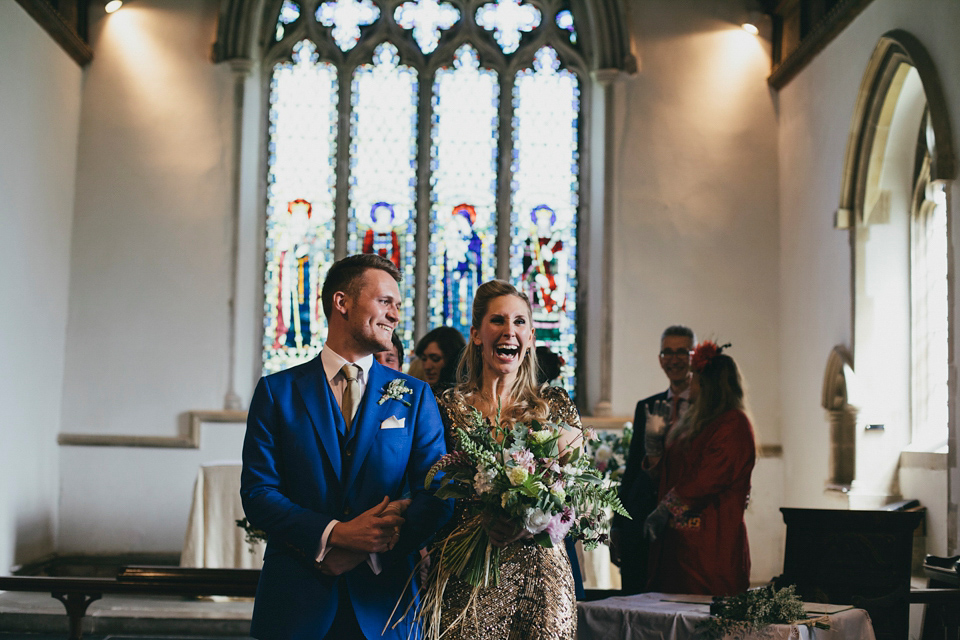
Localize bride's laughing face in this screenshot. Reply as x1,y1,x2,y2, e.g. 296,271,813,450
472,294,533,382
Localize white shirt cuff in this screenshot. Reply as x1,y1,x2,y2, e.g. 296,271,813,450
317,520,339,562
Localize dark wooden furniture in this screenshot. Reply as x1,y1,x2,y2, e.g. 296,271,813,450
916,555,960,640
777,507,924,640
0,565,259,640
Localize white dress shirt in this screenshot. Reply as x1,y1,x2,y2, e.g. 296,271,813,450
316,346,382,574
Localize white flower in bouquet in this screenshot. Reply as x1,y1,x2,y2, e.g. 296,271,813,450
561,463,583,477
523,507,551,534
549,481,566,502
529,429,554,445
473,467,497,495
507,466,529,486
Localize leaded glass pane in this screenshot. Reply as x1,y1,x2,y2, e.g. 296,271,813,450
275,0,300,41
428,45,499,337
509,46,579,390
555,9,576,45
316,0,380,52
394,0,460,55
346,43,419,349
262,40,339,375
475,0,541,55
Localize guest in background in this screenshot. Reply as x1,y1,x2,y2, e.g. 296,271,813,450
535,345,563,387
611,325,695,594
375,331,405,371
644,341,756,596
406,355,425,381
415,326,466,393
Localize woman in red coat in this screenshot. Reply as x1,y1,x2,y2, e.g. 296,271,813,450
644,341,755,596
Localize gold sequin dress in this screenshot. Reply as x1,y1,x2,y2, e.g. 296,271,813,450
435,386,580,640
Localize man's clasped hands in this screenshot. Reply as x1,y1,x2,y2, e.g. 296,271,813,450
319,496,411,576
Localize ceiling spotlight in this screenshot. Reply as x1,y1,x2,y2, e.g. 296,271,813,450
105,0,123,13
740,1,765,35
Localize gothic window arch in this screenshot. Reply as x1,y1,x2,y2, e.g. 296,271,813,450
257,0,592,392
836,30,954,498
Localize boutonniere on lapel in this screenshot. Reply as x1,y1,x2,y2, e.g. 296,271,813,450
378,378,413,407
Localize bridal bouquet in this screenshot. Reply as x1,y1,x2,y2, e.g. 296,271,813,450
397,407,628,636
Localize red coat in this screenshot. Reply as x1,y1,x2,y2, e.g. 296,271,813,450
648,408,755,596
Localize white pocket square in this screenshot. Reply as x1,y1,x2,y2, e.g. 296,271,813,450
380,416,405,430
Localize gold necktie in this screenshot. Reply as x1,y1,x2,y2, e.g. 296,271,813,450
341,363,362,431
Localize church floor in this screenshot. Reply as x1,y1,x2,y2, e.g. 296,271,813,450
0,591,253,638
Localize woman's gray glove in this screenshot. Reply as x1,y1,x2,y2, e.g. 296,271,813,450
643,399,671,458
643,502,670,541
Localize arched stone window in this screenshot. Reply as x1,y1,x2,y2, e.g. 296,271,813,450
836,30,954,503
213,0,634,406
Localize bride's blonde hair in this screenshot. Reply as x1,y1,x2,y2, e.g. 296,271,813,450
452,280,550,425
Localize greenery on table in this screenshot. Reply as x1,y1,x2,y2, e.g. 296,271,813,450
698,584,830,639
584,425,632,484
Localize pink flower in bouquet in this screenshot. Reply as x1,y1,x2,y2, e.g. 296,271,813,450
511,448,535,474
545,507,575,545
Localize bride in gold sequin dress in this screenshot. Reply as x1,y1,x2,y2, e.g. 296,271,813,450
434,279,581,639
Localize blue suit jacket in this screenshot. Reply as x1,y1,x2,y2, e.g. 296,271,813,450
241,356,452,639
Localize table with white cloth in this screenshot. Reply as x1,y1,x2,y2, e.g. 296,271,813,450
577,593,877,640
180,462,265,569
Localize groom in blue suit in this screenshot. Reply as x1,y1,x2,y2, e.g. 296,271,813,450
241,253,452,639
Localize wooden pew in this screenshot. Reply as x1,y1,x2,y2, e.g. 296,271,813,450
0,566,260,640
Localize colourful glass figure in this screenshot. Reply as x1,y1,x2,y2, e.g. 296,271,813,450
443,204,482,336
362,201,401,268
275,199,323,350
522,205,566,341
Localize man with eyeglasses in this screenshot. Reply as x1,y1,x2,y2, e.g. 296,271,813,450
610,325,696,594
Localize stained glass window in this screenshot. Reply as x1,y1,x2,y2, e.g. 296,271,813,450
274,0,300,41
394,0,460,54
510,46,580,390
475,0,540,54
428,45,499,337
262,40,339,375
555,10,576,45
316,0,380,51
346,43,419,349
261,2,585,394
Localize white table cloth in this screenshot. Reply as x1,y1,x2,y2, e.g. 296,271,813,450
180,462,265,569
577,593,876,640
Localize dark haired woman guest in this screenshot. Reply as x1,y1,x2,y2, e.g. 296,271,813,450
644,341,755,596
415,326,466,393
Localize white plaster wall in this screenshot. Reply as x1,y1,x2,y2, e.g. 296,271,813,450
0,4,82,572
778,0,960,551
58,423,247,553
611,0,784,583
57,0,236,551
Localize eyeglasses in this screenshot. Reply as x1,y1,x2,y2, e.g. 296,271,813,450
659,349,692,359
